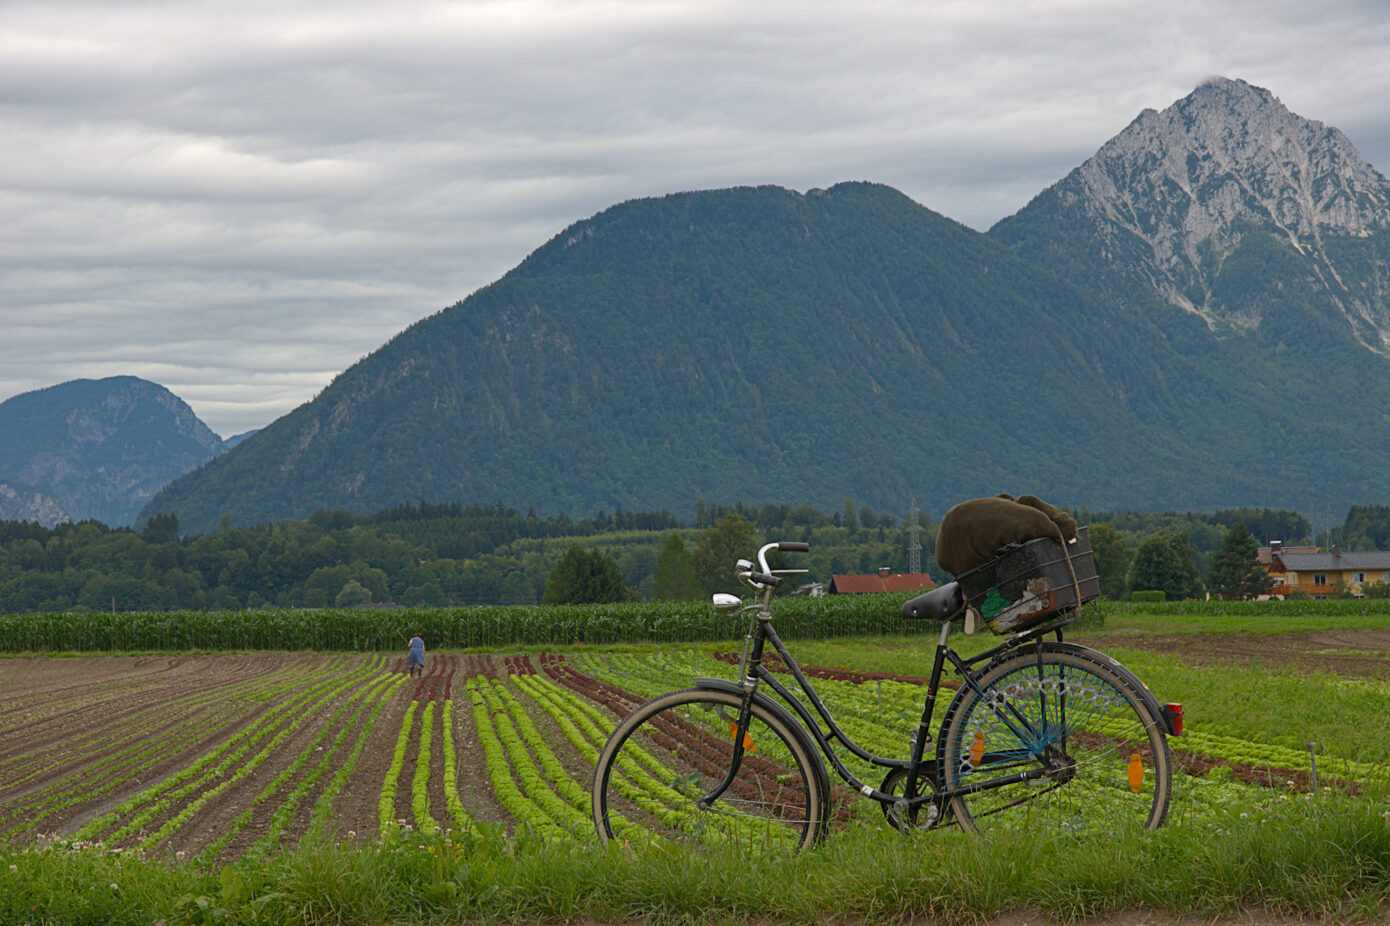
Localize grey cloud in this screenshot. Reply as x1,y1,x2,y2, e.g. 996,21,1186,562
3,0,1390,436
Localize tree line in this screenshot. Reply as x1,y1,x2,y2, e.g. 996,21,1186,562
0,500,907,613
2,499,1386,613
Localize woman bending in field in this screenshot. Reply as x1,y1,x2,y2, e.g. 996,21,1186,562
406,632,425,678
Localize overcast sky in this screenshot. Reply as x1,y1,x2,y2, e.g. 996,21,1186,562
4,0,1389,438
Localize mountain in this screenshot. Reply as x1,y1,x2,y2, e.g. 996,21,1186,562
992,77,1390,352
144,182,1210,533
146,151,1390,535
0,377,226,527
223,430,258,449
989,76,1390,513
141,78,1390,535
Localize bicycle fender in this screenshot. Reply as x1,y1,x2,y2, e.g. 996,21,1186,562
693,677,832,797
938,642,1177,739
995,642,1177,736
693,677,815,739
1046,642,1177,736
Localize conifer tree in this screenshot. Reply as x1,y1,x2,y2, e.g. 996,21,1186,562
1206,522,1275,600
691,513,760,595
542,544,633,605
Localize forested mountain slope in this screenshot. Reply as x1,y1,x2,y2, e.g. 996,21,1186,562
142,176,1369,535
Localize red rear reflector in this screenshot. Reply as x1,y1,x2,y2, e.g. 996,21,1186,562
1163,702,1184,736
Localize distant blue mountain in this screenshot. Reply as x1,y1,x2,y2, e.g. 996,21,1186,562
0,376,225,526
223,430,258,449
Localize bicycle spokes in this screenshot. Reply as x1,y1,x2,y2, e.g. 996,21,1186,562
944,648,1172,836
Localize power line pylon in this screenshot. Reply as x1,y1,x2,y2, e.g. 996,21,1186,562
907,499,923,575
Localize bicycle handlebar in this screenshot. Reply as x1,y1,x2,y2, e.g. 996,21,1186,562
734,540,809,591
756,540,809,575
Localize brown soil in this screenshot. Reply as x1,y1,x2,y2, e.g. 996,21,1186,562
1071,627,1390,679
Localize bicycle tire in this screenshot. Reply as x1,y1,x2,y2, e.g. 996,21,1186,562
592,687,826,853
941,643,1172,837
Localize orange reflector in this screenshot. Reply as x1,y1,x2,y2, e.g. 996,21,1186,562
970,730,985,767
728,721,755,751
1128,752,1144,792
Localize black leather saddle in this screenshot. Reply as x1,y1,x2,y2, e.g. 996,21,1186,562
901,581,964,622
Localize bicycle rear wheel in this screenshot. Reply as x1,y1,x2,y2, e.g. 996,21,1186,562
591,687,826,853
942,644,1171,837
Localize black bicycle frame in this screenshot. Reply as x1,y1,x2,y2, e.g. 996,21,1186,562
700,604,1073,815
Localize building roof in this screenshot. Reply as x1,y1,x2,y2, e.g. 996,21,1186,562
1274,551,1390,571
828,572,937,594
1257,545,1318,565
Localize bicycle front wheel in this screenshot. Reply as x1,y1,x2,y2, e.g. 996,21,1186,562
591,687,826,853
942,644,1171,837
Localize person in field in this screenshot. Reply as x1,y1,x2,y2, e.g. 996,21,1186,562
406,632,425,678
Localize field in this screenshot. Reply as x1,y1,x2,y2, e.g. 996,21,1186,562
3,609,1390,925
0,647,941,861
4,623,1390,865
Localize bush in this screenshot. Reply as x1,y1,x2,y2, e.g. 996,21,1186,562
1359,580,1390,599
1130,589,1166,603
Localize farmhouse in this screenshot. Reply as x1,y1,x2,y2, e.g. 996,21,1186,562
828,567,937,595
1265,541,1390,598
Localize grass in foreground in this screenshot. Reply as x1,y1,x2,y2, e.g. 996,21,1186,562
4,791,1388,926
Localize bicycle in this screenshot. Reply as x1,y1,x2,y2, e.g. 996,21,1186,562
591,536,1182,853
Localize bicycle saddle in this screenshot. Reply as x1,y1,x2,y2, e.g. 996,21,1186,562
901,581,964,621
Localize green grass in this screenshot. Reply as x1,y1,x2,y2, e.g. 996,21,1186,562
1098,647,1390,763
1099,600,1390,633
4,790,1389,925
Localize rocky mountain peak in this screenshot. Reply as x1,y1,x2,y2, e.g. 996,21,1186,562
1049,77,1390,347
1106,76,1389,235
